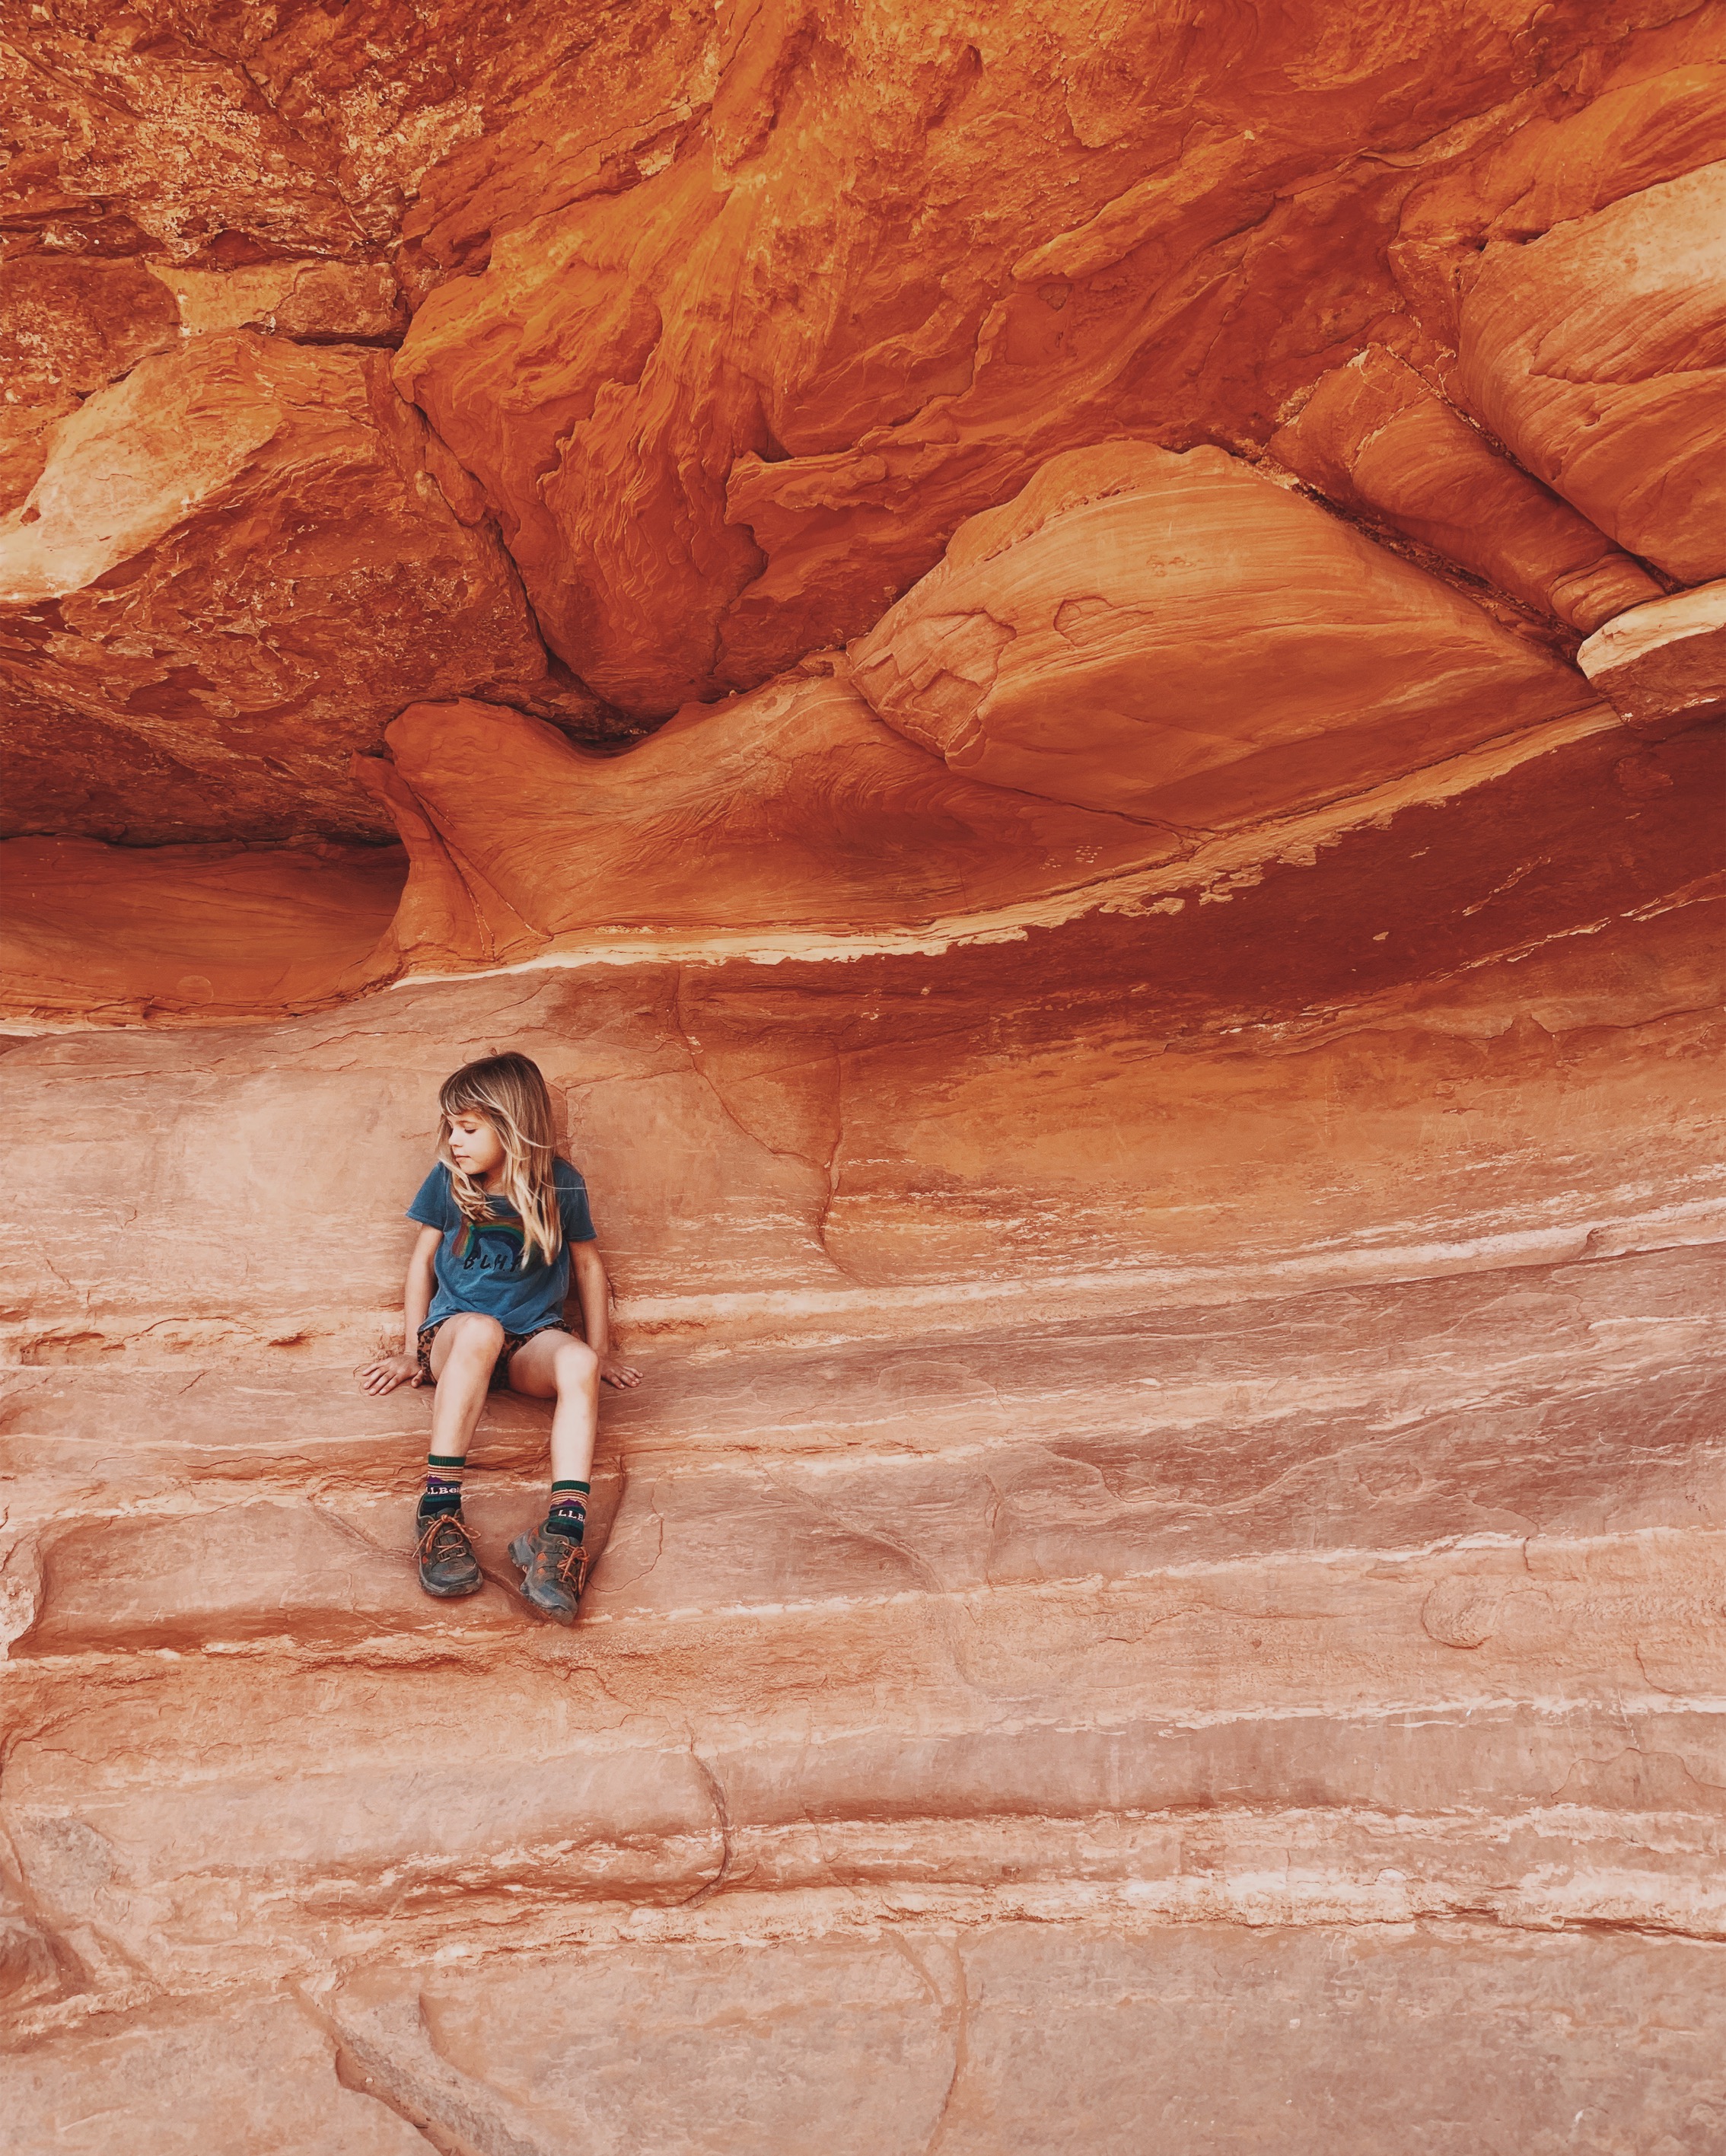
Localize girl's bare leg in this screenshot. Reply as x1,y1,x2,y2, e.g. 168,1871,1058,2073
413,1314,502,1600
505,1331,601,1625
427,1312,507,1461
507,1330,600,1482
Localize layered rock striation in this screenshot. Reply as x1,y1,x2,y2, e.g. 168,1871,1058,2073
2,2,1723,2149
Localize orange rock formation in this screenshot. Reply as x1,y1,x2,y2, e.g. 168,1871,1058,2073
2,2,1722,2148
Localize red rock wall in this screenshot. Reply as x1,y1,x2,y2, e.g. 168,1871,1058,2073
2,3,1723,2148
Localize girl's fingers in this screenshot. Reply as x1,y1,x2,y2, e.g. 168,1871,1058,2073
358,1359,419,1393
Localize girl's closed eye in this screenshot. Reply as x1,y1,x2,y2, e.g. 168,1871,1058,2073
445,1110,506,1188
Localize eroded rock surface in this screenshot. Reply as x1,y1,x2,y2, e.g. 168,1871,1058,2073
1578,578,1726,737
1452,159,1726,588
2,2,1724,2148
1268,345,1664,634
0,331,594,844
848,442,1595,823
5,701,1723,2146
0,838,406,1027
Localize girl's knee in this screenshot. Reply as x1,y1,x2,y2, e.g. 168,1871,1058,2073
553,1337,599,1387
445,1313,505,1358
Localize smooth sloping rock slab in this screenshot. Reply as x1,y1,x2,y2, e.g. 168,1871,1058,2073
849,444,1596,824
1269,344,1661,632
1454,161,1726,588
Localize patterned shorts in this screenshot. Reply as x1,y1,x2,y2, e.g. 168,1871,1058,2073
416,1319,569,1391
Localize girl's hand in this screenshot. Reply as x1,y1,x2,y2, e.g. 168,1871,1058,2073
598,1352,642,1390
357,1348,422,1395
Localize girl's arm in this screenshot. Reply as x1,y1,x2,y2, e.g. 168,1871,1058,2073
571,1242,641,1389
357,1226,442,1394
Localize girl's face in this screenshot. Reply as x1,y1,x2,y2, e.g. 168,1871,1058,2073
446,1110,505,1183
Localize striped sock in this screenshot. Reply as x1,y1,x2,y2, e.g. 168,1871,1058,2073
546,1479,589,1542
420,1454,466,1518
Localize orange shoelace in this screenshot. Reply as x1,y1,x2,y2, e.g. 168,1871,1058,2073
539,1536,587,1592
417,1513,473,1562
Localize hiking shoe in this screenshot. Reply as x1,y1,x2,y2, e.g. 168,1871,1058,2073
509,1527,588,1626
416,1508,482,1597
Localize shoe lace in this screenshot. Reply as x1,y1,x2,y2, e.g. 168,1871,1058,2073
417,1512,472,1562
542,1534,588,1591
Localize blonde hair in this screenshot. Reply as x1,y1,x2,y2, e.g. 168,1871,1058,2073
437,1053,562,1269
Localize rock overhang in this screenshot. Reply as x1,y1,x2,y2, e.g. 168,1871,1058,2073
1,3,1724,2146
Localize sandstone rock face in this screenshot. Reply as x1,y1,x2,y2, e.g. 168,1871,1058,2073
0,838,406,1028
2,2,1724,2148
1454,159,1726,586
0,256,180,514
362,679,1188,973
0,255,405,519
390,0,1726,717
848,442,1594,823
2,713,1723,2148
0,332,580,843
1268,346,1663,633
1578,579,1726,735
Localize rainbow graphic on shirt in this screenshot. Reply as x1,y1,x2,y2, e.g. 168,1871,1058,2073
453,1215,527,1270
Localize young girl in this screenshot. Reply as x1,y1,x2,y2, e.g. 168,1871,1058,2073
358,1051,639,1624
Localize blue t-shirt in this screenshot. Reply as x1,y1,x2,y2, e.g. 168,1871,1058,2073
407,1159,596,1335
